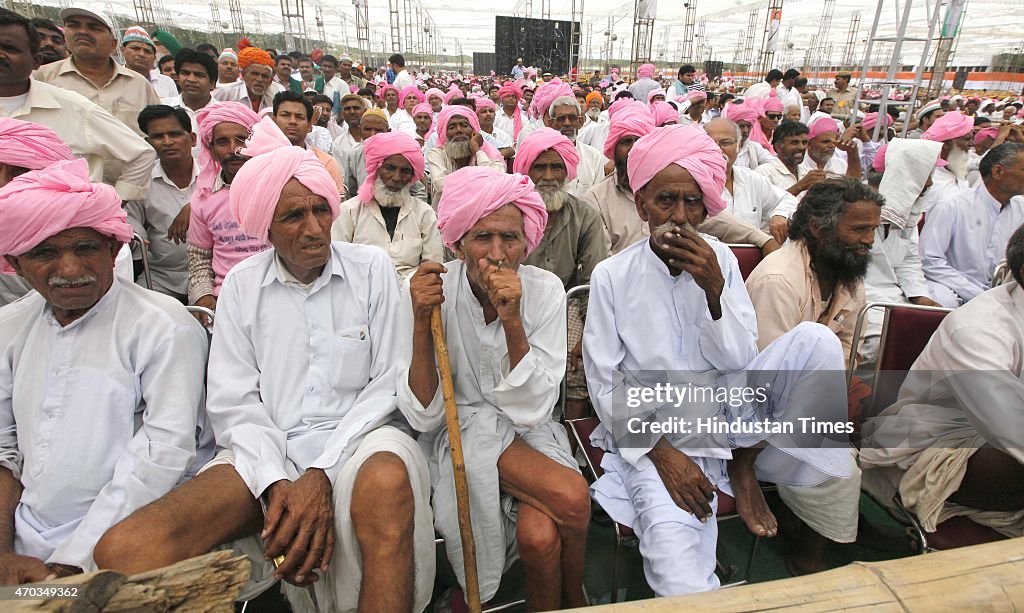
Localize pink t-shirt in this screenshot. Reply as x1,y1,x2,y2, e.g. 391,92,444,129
187,185,269,296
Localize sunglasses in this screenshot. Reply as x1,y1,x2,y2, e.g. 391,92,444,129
766,113,783,120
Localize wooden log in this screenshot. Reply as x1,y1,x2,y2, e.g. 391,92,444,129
10,551,249,613
570,537,1024,612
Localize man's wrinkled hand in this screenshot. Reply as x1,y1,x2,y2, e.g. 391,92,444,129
768,215,789,245
168,203,191,244
409,261,447,320
479,259,523,323
262,470,336,587
0,553,56,585
649,445,715,521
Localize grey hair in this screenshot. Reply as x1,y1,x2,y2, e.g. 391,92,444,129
704,117,742,143
1007,223,1024,285
980,142,1024,179
548,96,582,118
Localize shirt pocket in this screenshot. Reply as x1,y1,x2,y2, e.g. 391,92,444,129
332,324,371,390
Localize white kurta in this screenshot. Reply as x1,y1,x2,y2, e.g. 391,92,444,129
861,281,1024,536
577,119,611,154
395,260,574,602
330,195,444,281
861,224,931,363
799,152,848,179
0,280,209,571
920,183,1024,306
388,109,418,138
723,165,799,232
583,239,855,595
734,139,775,171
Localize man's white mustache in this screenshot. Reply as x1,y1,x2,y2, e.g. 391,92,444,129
49,275,97,288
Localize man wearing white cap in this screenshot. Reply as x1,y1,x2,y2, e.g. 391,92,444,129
120,26,178,103
34,8,159,136
907,100,944,139
216,48,239,88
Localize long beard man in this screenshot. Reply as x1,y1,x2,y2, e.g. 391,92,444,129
586,107,601,122
536,180,570,213
373,177,411,208
944,145,970,180
444,139,471,160
812,231,871,297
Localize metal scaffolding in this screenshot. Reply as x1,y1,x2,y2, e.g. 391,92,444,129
630,0,655,76
133,0,157,29
228,0,244,36
209,0,225,48
756,0,783,75
315,5,326,44
570,0,584,71
681,1,696,63
388,0,401,52
403,0,414,55
696,19,707,62
281,0,308,52
842,13,861,68
741,9,759,70
355,0,370,58
732,29,745,66
926,0,969,99
804,0,835,80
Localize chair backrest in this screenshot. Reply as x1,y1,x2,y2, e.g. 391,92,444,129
727,244,762,280
872,304,951,412
130,233,153,290
566,416,605,482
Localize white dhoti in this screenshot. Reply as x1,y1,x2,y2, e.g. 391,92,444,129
591,322,859,595
204,425,435,612
426,406,579,602
926,280,963,308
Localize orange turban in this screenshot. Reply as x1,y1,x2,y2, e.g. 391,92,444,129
238,46,274,70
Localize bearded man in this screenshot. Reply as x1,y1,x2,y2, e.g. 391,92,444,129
921,110,975,194
213,45,277,113
801,116,863,179
332,131,442,281
425,106,505,206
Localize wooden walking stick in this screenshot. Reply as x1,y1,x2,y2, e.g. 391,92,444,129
431,305,483,613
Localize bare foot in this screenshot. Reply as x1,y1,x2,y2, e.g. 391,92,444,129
727,459,778,537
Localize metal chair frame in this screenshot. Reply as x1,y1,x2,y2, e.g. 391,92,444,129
130,232,153,290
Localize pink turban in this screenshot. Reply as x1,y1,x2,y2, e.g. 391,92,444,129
436,167,547,255
0,118,74,171
497,82,522,101
808,116,839,140
604,103,656,160
229,146,341,243
195,102,260,198
444,85,462,105
647,89,666,104
922,110,974,142
435,105,481,147
974,126,999,145
861,112,894,132
529,78,573,120
377,84,399,101
0,159,131,273
512,127,580,182
686,90,707,104
763,91,784,113
649,101,678,127
607,97,638,119
637,63,656,79
724,99,771,150
400,86,424,105
425,87,445,103
412,102,433,119
626,125,728,217
475,97,497,113
358,131,426,204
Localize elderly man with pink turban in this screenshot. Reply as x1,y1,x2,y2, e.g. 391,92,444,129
628,63,661,106
398,166,591,611
724,98,775,170
475,97,515,159
531,84,610,197
583,125,855,596
800,114,863,180
94,138,436,613
0,158,210,583
922,110,976,193
515,127,610,420
185,102,267,322
332,131,442,281
425,105,506,206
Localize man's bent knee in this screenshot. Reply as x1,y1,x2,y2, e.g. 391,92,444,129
94,516,196,572
551,474,592,531
517,513,561,562
352,452,415,540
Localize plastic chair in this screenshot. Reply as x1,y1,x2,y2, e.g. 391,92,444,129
725,244,762,280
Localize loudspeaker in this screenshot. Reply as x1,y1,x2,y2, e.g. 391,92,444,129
704,60,724,80
952,68,968,91
495,16,580,77
473,52,496,75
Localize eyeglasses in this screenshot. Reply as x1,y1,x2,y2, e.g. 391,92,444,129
766,113,783,120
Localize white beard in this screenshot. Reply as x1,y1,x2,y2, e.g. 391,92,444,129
537,185,569,213
586,108,601,121
945,146,969,180
373,177,410,208
445,139,471,159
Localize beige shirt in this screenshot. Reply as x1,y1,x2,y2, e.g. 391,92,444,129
330,194,443,281
523,194,609,290
826,87,857,120
755,157,804,193
34,57,160,136
0,80,155,201
582,172,771,256
426,147,506,207
745,239,864,365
